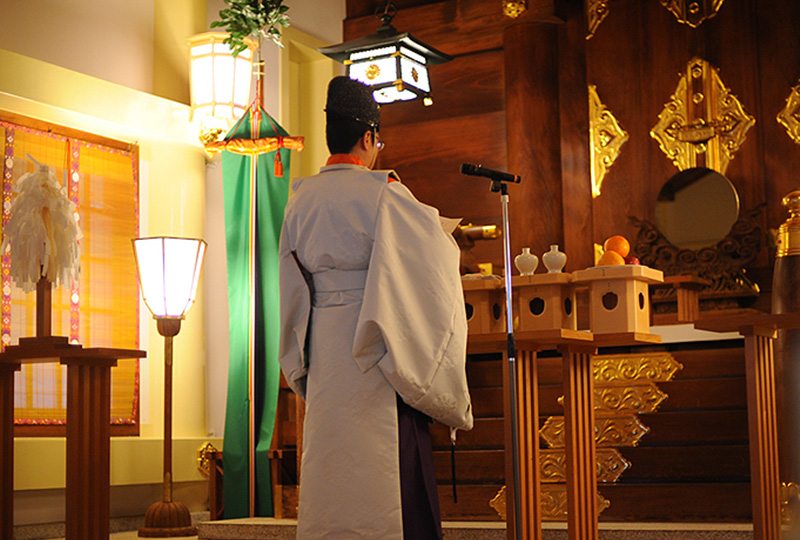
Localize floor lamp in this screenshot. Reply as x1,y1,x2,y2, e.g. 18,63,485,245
133,236,207,537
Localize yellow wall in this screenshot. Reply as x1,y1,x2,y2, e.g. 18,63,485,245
0,48,218,517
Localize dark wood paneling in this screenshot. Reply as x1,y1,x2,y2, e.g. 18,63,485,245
600,483,752,521
618,444,750,482
640,409,749,445
437,484,505,521
380,49,506,126
433,449,505,483
378,111,507,219
431,417,504,450
344,0,565,57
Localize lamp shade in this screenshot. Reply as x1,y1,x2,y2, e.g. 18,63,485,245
133,237,207,319
187,32,256,120
319,9,451,105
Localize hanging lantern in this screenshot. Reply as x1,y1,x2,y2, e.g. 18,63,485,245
187,32,257,121
319,2,451,106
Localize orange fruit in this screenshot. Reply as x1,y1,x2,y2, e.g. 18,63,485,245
597,250,626,266
603,235,630,258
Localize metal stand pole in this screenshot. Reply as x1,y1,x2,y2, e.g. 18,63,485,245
494,180,523,540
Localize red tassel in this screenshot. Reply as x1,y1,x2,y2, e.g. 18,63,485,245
274,150,283,177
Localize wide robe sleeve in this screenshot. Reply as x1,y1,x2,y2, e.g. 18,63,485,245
353,182,473,430
278,219,311,400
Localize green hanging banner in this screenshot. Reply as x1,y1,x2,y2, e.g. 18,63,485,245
215,102,301,518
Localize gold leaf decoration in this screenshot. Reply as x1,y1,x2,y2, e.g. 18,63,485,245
589,85,628,198
541,448,630,483
503,0,527,18
777,81,800,146
541,485,610,521
659,0,726,28
586,0,611,39
540,415,649,447
650,57,754,174
593,352,683,383
594,383,668,414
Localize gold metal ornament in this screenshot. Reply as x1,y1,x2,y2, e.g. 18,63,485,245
594,383,668,414
781,482,800,524
777,81,800,145
660,0,726,28
593,352,683,383
650,57,755,174
541,485,610,521
503,0,527,18
492,484,611,522
539,415,649,447
490,486,507,520
586,0,611,39
541,448,630,483
196,441,220,476
589,85,628,197
365,64,381,81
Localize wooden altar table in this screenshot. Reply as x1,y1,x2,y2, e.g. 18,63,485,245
695,312,800,540
0,336,146,540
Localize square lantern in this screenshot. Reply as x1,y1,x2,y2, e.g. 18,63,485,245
513,273,577,332
573,265,663,336
187,32,256,121
462,277,506,335
319,7,451,105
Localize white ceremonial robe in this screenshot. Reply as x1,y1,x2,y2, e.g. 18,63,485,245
279,162,473,540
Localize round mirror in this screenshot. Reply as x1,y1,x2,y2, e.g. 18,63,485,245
654,167,739,250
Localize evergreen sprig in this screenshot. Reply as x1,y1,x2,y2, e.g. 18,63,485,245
210,0,290,56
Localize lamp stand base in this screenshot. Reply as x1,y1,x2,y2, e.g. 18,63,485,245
138,500,197,537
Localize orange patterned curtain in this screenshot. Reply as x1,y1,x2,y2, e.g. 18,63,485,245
1,115,139,428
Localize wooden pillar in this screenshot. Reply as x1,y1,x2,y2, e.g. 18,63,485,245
744,330,781,540
64,357,116,540
503,348,542,540
0,363,16,540
559,343,600,540
504,22,563,260
556,0,594,271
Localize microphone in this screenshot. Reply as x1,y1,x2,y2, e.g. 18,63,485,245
460,163,521,183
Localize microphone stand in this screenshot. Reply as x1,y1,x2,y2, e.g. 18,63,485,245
491,178,523,540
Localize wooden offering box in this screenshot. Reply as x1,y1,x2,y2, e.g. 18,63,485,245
573,265,663,335
512,272,576,332
461,276,506,334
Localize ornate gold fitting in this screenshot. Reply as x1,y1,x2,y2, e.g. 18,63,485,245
660,0,726,28
651,57,754,174
586,0,610,39
778,81,800,146
776,190,800,258
589,85,628,198
503,0,527,18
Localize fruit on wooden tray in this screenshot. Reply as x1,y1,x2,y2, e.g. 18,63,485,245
597,249,626,266
603,235,630,258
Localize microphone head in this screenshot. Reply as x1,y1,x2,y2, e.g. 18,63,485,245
460,163,479,175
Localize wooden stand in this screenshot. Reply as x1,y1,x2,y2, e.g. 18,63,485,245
695,312,800,540
0,278,145,540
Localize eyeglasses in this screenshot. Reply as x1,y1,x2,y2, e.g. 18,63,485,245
373,131,385,151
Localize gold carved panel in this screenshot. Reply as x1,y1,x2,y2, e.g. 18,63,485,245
595,383,668,414
650,57,755,174
490,485,611,522
777,81,800,146
659,0,726,28
503,0,527,18
589,85,628,198
540,415,649,447
542,486,610,521
586,0,611,39
541,448,630,483
594,352,683,384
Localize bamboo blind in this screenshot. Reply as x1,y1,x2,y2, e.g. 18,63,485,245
1,117,139,427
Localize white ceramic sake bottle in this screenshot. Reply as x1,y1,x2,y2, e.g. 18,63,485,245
543,244,567,273
514,247,539,275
